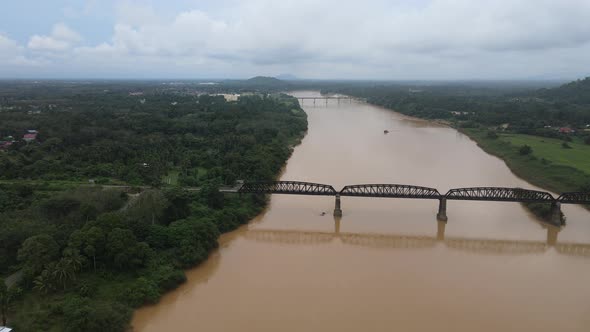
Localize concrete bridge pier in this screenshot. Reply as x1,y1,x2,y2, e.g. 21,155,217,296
436,198,448,222
550,202,563,226
334,194,343,217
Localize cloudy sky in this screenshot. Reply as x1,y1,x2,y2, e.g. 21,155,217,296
1,0,589,80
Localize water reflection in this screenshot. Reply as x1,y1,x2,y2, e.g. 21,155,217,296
245,219,590,257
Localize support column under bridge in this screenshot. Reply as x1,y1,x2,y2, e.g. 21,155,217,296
437,198,448,222
334,194,342,217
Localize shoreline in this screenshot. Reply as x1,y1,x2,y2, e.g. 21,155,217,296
131,96,309,329
361,99,586,195
354,99,588,218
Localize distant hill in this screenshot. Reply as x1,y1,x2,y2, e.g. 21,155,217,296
537,77,590,104
218,76,290,91
246,76,285,85
275,74,298,80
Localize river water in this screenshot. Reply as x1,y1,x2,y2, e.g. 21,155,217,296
133,91,590,331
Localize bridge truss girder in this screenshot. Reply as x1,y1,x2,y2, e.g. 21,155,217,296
557,192,590,204
445,187,555,203
238,181,337,196
339,184,441,199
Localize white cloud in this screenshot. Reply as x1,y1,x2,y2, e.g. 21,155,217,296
28,23,82,51
28,35,71,51
116,2,163,27
0,34,22,58
52,22,82,43
6,0,590,78
0,34,45,70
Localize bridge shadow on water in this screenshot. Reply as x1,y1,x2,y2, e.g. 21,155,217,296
244,218,590,258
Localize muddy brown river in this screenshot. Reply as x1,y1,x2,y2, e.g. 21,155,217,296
133,91,590,331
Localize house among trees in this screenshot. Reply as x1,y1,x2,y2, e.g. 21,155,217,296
0,136,15,150
0,326,13,332
23,130,38,142
0,141,13,150
559,127,575,134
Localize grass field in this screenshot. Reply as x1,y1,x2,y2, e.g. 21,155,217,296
462,128,590,194
500,134,590,174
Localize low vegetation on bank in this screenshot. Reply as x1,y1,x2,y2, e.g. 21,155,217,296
0,85,307,331
462,129,590,194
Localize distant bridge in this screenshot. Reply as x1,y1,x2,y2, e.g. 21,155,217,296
235,181,590,226
296,96,361,105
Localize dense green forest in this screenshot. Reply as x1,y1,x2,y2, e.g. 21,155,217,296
0,90,306,185
0,84,307,331
324,78,590,131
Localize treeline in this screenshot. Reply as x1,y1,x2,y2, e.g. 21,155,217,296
0,92,307,186
0,86,307,331
1,185,266,331
322,79,590,194
324,78,590,136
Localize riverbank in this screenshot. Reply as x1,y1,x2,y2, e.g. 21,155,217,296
3,94,309,332
354,98,589,195
131,90,590,332
458,127,590,194
350,98,589,220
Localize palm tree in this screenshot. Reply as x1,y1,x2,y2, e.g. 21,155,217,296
53,260,73,291
33,268,56,294
62,248,83,276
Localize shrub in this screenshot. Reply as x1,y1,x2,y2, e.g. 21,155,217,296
62,296,131,332
151,266,186,291
519,145,532,155
123,277,160,307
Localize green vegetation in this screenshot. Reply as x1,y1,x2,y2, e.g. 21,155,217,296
163,170,180,186
0,91,306,186
0,84,307,331
501,134,590,174
462,128,590,194
325,77,590,196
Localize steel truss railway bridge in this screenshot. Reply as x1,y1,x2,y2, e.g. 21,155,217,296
235,181,590,226
296,96,359,106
